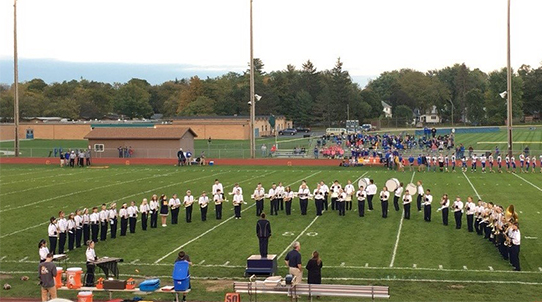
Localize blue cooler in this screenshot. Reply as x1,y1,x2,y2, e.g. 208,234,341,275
172,261,190,291
139,278,160,292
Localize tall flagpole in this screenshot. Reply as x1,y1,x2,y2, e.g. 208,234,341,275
249,0,255,158
14,0,20,157
506,0,513,158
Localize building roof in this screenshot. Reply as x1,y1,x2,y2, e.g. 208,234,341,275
171,115,286,120
84,127,197,140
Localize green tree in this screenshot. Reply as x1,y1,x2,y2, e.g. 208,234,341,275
181,96,216,116
114,83,153,118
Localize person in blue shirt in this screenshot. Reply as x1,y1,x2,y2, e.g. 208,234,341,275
408,155,415,171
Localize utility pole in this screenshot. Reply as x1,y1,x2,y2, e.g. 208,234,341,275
506,0,513,158
13,0,20,157
249,0,255,158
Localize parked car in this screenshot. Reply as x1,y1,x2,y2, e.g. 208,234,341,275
361,124,374,132
279,128,297,135
295,127,311,133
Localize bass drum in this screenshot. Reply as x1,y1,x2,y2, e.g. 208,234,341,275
405,183,417,195
385,178,400,192
358,177,371,190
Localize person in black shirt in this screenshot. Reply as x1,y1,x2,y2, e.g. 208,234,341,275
305,251,323,287
284,241,302,285
256,213,271,258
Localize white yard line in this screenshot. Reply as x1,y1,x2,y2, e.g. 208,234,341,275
462,172,481,199
154,171,322,264
278,171,366,260
389,171,415,268
512,173,542,192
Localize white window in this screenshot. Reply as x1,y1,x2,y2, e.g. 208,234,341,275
94,144,104,152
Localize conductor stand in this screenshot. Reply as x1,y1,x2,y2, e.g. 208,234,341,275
245,254,277,277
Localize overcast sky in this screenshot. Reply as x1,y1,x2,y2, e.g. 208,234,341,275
1,0,541,85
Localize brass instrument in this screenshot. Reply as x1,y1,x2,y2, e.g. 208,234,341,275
505,204,519,223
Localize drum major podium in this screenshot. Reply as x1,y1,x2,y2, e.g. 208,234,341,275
245,254,277,277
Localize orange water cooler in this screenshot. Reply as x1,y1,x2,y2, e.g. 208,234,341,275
55,267,63,288
66,267,83,289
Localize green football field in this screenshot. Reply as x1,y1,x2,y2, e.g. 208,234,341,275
0,164,541,301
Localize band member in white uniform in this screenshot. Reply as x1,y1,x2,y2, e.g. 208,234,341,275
508,223,521,271
38,239,49,262
67,213,76,251
344,180,355,211
232,189,244,219
366,180,377,211
84,241,97,286
199,192,209,221
465,196,476,232
254,183,265,217
269,183,279,216
416,181,424,212
212,179,224,198
169,194,181,224
452,197,464,229
140,199,150,230
183,190,194,223
356,186,366,217
393,182,403,212
82,208,90,245
149,194,159,228
330,180,341,211
57,211,67,254
298,181,310,215
109,204,118,239
127,201,138,233
277,182,285,212
380,187,390,218
89,208,99,243
213,189,224,220
119,203,128,236
75,209,83,248
337,188,346,216
48,217,58,255
437,194,450,226
314,184,325,216
284,186,294,215
402,191,412,219
422,189,432,222
99,204,108,241
319,181,330,211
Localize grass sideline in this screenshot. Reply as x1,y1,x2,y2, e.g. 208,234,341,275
1,165,541,301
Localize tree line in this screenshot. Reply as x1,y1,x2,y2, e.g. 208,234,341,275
0,59,540,126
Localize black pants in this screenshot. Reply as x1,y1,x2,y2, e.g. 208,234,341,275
367,195,374,210
424,205,431,221
129,217,136,233
256,199,264,216
75,228,82,248
285,201,292,215
110,219,117,238
510,245,520,271
270,199,278,215
417,195,422,211
475,218,482,235
393,196,400,211
186,206,192,222
58,232,66,254
215,204,222,219
85,263,95,286
324,195,328,210
68,230,75,250
100,222,108,241
358,201,365,217
315,199,323,216
279,198,284,211
91,223,99,242
442,208,449,225
404,203,411,219
381,200,389,218
331,197,337,210
338,201,345,216
201,207,208,221
49,236,57,255
346,200,352,211
454,211,462,229
83,224,90,244
467,214,474,232
234,205,241,218
150,212,158,228
171,208,180,224
141,213,148,230
480,222,488,237
300,199,308,215
258,237,269,258
120,218,128,236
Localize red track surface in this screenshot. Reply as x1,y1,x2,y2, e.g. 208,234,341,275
0,157,344,166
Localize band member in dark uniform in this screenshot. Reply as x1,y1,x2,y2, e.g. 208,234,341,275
159,194,169,227
256,213,271,258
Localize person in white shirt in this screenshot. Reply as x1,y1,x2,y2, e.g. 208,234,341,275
319,181,330,211
232,189,244,219
356,186,367,217
39,239,50,262
330,180,342,211
519,153,525,173
74,209,83,248
82,208,90,245
416,181,424,212
402,191,412,219
422,189,433,222
99,204,108,242
488,153,494,173
183,190,194,223
253,183,265,217
284,186,294,215
89,208,99,243
84,241,97,286
127,201,139,233
531,155,537,173
231,183,243,196
337,188,346,216
313,184,325,216
480,154,487,173
525,155,531,173
67,213,76,251
149,194,159,228
169,194,181,224
344,180,355,211
269,183,278,216
508,223,521,271
366,180,377,211
511,155,517,172
452,197,464,229
451,153,457,172
109,204,118,238
471,154,478,172
298,181,310,215
140,199,150,230
118,203,128,236
380,187,390,218
213,189,224,220
199,192,209,221
57,211,67,254
276,182,285,211
437,194,450,225
465,196,476,232
474,200,484,235
393,182,404,212
497,154,503,173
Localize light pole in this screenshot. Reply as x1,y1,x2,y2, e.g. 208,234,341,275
13,0,20,157
249,0,255,158
447,99,454,127
506,0,513,158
